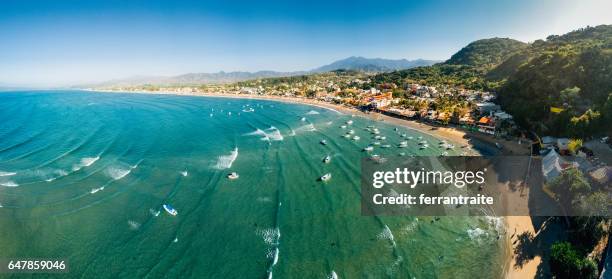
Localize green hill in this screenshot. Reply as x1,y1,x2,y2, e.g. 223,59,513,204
497,25,612,137
445,38,527,68
371,25,612,138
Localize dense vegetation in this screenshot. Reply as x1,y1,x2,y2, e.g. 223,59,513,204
445,38,527,67
373,25,612,138
497,25,612,137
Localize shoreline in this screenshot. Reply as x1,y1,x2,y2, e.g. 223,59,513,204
86,89,535,278
86,89,492,152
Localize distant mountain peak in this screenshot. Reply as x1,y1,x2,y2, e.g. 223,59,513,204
313,57,440,72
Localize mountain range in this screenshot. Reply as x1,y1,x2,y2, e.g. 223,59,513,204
82,57,439,88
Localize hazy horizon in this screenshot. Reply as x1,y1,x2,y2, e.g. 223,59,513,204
1,0,611,87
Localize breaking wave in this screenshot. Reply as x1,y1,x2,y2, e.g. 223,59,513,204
128,220,141,230
295,123,316,132
258,227,281,246
105,163,138,181
265,127,284,141
245,127,283,141
0,171,16,177
44,169,69,182
0,181,18,187
72,156,100,171
214,148,238,170
377,225,397,247
305,110,320,115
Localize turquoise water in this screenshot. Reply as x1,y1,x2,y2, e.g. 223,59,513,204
0,91,506,278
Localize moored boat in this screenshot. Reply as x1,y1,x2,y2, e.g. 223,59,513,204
227,172,239,179
163,204,178,216
320,173,332,182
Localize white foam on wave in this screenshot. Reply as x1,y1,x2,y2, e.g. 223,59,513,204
128,220,141,230
265,127,284,141
377,225,396,247
245,127,284,141
0,181,18,187
0,171,16,177
149,208,161,217
246,129,270,141
266,247,279,266
402,219,419,234
72,156,100,171
295,123,316,133
90,186,104,194
44,169,69,182
467,227,488,240
214,148,239,170
257,227,281,246
305,110,320,115
106,163,138,181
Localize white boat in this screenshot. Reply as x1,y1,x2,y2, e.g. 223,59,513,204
374,135,381,139
363,146,374,151
381,144,391,148
320,140,327,145
323,155,331,163
407,136,414,140
380,136,386,140
320,173,332,182
420,144,429,149
227,172,239,179
330,271,338,279
348,130,355,134
445,144,455,150
419,140,428,145
399,152,406,156
340,125,347,129
373,141,381,145
343,134,351,138
301,117,307,122
163,204,178,216
401,133,407,138
242,108,255,112
352,136,360,141
346,120,353,125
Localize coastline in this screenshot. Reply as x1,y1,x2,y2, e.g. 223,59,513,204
86,89,536,279
86,89,494,153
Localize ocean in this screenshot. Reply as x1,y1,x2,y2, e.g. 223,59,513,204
0,91,506,278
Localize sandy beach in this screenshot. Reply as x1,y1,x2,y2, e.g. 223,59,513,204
505,216,541,279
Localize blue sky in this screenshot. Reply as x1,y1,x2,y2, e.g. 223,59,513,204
0,0,610,86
